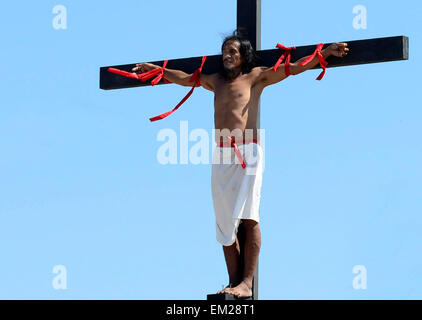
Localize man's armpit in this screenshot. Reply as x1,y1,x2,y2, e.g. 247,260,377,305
200,73,216,91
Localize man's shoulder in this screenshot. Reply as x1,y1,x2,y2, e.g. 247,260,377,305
251,66,267,73
248,66,268,84
248,67,267,81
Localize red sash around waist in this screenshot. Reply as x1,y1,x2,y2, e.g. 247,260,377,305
217,138,260,169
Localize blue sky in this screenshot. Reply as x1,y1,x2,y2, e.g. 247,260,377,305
0,0,421,299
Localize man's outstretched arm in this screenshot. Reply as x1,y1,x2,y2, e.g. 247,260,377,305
257,42,349,87
132,63,215,91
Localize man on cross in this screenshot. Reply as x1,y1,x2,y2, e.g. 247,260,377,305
132,32,349,299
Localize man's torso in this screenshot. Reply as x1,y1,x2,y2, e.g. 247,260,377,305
211,68,264,144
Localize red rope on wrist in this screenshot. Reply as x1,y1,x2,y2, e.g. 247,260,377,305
299,43,328,81
273,43,296,77
137,60,171,85
149,56,207,122
107,60,171,84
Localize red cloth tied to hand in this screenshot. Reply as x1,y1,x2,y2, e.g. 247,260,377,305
108,60,171,85
107,68,140,80
149,56,207,122
138,60,171,85
107,57,207,122
299,43,328,80
273,43,296,77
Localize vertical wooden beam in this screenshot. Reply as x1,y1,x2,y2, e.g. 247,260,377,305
237,0,261,300
237,0,261,51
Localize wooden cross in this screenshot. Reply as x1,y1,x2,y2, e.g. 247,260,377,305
99,0,408,300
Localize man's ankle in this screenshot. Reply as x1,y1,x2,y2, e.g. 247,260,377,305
230,277,243,286
241,278,253,289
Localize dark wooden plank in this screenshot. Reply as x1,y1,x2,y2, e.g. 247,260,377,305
237,0,261,301
100,55,221,90
258,34,409,70
100,36,408,90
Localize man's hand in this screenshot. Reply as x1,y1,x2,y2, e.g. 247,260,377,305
132,63,158,73
326,42,349,58
131,62,215,90
132,62,198,88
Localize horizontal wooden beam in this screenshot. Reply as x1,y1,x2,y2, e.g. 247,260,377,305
100,35,408,90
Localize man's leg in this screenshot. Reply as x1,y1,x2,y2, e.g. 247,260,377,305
217,235,242,294
230,219,261,298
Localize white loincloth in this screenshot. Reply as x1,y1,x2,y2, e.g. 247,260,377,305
211,142,264,246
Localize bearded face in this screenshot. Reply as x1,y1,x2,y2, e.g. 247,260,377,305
222,40,244,80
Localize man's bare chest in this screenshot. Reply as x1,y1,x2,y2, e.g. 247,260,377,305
213,79,253,107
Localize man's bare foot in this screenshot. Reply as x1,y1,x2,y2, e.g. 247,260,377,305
230,281,252,298
217,283,235,295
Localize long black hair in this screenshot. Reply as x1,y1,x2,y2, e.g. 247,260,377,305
219,30,259,80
